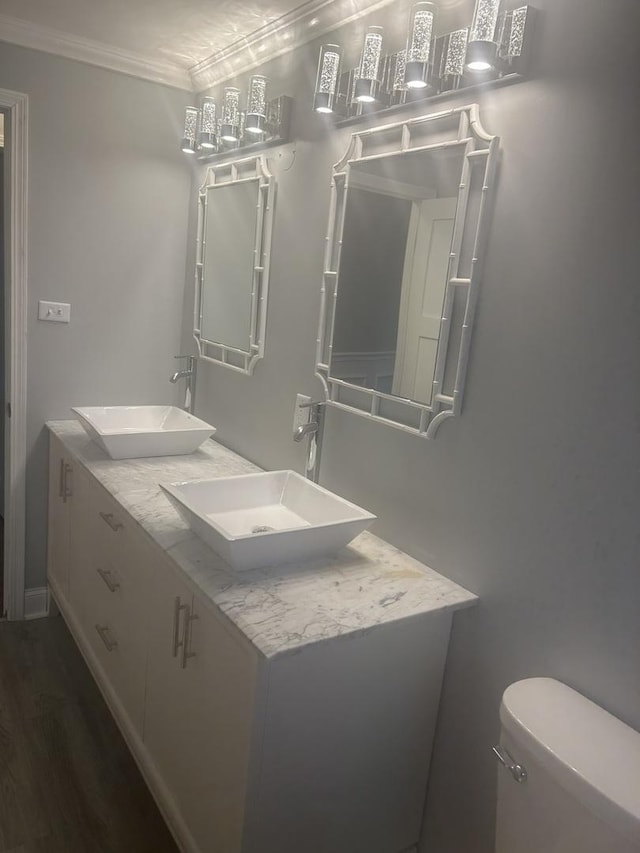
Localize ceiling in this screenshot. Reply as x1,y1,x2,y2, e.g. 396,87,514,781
0,0,394,91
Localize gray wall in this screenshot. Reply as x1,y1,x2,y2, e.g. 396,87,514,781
188,1,640,851
0,43,194,588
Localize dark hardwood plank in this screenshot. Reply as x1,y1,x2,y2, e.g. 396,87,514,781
0,616,178,853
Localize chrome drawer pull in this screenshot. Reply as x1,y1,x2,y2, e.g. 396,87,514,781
95,624,118,652
63,463,73,500
58,458,65,498
97,567,120,593
492,744,527,783
172,596,189,658
180,606,198,670
99,511,124,532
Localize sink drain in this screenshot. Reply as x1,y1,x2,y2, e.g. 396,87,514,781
251,525,274,534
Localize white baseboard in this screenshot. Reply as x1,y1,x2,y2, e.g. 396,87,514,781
24,586,49,620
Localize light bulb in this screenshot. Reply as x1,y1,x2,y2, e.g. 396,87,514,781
314,44,342,113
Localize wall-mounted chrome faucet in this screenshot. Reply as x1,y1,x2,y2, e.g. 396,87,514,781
293,400,325,482
170,355,196,412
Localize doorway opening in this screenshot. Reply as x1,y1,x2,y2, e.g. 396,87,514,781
0,89,28,621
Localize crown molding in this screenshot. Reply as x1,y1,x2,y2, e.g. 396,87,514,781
190,0,395,92
0,13,192,91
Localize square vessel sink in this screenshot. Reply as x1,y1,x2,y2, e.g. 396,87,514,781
72,405,216,460
161,470,376,571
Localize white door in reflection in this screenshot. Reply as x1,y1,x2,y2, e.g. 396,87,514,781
393,197,457,402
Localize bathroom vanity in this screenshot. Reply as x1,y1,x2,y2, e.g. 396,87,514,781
47,421,476,853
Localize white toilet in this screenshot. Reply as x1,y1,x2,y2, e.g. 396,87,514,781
494,677,640,853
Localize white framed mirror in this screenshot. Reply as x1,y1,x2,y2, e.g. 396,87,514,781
315,104,499,438
194,155,275,374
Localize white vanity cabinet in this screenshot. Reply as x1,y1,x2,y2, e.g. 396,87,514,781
46,425,476,853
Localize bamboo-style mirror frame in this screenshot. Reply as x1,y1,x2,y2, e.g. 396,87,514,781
315,104,499,438
194,155,275,375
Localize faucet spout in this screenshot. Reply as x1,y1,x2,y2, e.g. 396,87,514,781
293,421,318,442
170,369,192,384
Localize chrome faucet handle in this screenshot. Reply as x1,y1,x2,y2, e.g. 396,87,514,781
174,354,194,366
297,399,326,408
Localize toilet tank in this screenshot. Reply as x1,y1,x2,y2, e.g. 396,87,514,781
495,678,640,853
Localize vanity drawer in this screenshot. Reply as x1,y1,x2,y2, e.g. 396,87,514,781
71,485,153,732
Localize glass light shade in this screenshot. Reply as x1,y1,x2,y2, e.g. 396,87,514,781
221,87,240,141
246,75,268,134
393,49,407,92
314,44,342,113
181,106,199,153
405,2,436,90
467,0,501,70
498,5,528,64
443,28,469,76
356,25,383,102
198,97,217,149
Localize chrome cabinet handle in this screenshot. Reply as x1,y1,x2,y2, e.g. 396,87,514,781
172,596,189,658
99,511,124,532
492,744,527,783
180,605,198,670
97,567,120,593
63,463,73,500
95,624,118,652
58,458,65,498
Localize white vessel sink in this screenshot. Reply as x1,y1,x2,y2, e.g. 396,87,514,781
161,470,376,571
72,405,216,460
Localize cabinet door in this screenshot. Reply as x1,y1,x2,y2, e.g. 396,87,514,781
144,558,257,853
47,434,74,599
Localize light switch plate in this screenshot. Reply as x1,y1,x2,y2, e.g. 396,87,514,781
293,393,312,433
38,300,71,323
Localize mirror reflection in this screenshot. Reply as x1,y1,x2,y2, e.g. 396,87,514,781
201,180,259,352
329,147,462,405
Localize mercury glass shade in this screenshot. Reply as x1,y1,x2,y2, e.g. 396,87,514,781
221,87,240,142
405,2,437,89
467,0,501,70
181,106,199,153
314,44,342,113
198,97,217,149
438,27,469,90
498,6,528,64
356,26,383,102
246,75,268,134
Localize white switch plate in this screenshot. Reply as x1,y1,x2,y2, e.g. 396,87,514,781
38,300,71,323
293,393,312,433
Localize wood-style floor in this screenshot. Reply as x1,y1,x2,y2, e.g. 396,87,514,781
0,615,178,852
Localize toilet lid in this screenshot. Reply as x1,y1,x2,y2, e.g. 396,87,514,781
500,677,640,843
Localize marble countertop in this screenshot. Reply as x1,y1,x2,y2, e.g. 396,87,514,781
48,420,477,659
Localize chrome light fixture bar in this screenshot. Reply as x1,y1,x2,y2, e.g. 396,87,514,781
311,5,534,125
405,2,437,90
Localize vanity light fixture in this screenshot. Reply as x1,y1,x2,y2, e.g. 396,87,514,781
466,0,501,71
405,2,437,90
220,87,241,142
314,44,342,113
355,25,384,102
198,97,217,149
246,75,268,135
181,106,199,154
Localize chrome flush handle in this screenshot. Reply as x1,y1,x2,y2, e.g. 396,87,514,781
492,744,527,783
